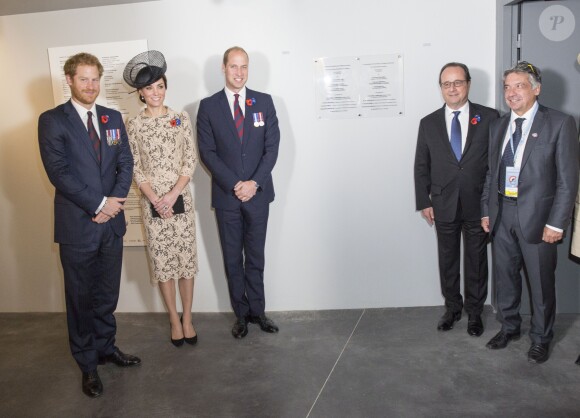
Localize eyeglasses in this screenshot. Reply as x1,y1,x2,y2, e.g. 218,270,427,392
440,80,467,89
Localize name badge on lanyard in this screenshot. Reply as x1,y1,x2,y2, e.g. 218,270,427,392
504,166,520,197
502,106,538,198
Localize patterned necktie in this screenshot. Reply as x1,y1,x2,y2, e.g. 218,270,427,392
450,111,462,161
505,117,525,165
233,94,244,141
86,111,101,162
499,117,525,193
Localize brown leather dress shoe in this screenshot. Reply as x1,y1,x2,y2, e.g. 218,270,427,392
82,370,103,398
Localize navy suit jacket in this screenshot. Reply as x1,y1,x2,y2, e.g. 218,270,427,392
38,100,134,244
414,102,499,222
197,88,280,210
481,104,579,243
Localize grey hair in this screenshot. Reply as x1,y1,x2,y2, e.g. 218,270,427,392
503,61,542,89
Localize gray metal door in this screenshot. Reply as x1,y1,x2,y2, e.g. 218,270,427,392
509,0,580,312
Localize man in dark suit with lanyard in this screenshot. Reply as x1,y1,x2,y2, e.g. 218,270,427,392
482,62,579,363
38,53,140,397
415,62,499,336
197,46,280,339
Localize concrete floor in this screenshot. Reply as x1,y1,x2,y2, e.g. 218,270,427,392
1,307,580,418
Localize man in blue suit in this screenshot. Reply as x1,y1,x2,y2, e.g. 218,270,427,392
38,53,140,398
197,46,280,339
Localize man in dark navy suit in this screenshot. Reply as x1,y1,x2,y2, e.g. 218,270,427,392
415,62,499,336
38,53,140,398
197,46,280,339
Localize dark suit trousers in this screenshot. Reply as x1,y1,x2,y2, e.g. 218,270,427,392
59,222,122,372
434,200,488,315
492,198,557,344
216,204,269,319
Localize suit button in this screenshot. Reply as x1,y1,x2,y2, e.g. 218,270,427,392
242,154,246,157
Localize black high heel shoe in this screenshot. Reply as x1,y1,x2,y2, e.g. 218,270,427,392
170,322,184,347
181,315,198,345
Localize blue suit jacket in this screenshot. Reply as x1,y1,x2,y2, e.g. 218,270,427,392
197,88,280,210
38,100,134,244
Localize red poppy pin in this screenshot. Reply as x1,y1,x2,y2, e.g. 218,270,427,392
101,115,109,124
246,98,256,107
170,117,181,127
470,114,481,125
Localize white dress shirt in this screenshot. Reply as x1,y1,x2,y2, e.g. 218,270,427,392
224,86,246,119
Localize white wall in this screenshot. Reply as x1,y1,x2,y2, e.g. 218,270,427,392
0,0,498,312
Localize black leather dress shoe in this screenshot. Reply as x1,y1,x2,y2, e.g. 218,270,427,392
249,315,279,333
437,311,461,331
528,343,550,364
82,370,103,398
467,314,484,337
576,355,580,366
99,349,141,367
232,317,248,339
485,330,521,349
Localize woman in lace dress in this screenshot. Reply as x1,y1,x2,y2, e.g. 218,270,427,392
124,51,198,347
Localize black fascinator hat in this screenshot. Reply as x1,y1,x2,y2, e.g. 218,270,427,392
123,50,167,89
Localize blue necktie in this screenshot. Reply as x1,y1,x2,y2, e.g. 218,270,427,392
499,117,525,193
233,94,244,141
450,111,462,161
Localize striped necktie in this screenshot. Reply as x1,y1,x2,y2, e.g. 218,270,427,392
233,94,244,141
86,111,100,162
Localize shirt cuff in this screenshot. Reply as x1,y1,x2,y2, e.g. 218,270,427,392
95,197,107,214
546,224,563,233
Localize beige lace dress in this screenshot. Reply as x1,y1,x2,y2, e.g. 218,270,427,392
127,108,198,283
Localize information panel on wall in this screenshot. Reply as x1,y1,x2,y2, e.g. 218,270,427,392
314,54,404,119
47,39,148,246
